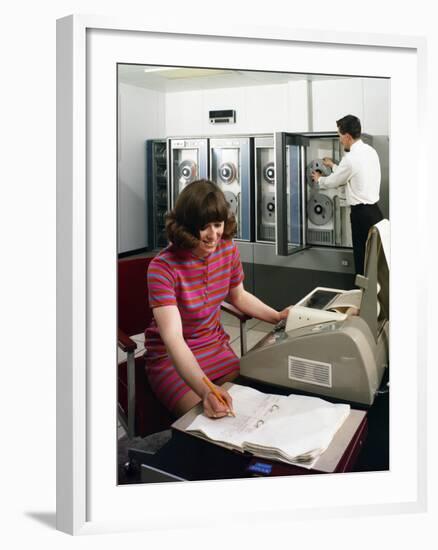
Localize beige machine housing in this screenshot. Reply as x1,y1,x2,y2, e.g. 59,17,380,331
240,224,389,406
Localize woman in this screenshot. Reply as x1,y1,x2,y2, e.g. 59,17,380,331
145,179,289,419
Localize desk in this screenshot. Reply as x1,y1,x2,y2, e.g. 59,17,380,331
127,378,381,483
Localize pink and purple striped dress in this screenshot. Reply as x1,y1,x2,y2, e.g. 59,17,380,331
144,238,244,411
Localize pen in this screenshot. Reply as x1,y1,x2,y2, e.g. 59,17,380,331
202,376,235,417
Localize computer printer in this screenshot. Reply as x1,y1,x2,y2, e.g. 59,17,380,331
240,221,390,406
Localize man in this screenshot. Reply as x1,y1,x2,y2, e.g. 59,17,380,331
311,114,383,276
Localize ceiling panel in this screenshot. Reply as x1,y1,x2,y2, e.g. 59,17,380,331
118,64,349,92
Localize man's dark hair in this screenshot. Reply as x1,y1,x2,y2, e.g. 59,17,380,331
336,114,362,139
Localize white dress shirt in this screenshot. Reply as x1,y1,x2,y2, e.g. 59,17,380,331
317,139,381,206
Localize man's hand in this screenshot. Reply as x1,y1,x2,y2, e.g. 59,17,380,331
311,169,321,183
322,157,335,169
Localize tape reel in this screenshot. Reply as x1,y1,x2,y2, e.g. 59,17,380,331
307,193,333,226
307,158,332,185
262,194,275,221
218,162,237,184
155,149,167,163
178,160,197,184
224,191,238,215
263,162,275,184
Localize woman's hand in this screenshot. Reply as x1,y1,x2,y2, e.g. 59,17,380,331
277,306,292,322
202,384,233,419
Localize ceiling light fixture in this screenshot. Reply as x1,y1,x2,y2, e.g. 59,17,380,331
143,67,176,73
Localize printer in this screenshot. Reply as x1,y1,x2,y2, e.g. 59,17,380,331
240,221,390,406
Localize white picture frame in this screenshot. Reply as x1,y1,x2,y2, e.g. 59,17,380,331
56,15,428,536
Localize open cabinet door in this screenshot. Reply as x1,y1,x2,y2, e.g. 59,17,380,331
275,132,309,256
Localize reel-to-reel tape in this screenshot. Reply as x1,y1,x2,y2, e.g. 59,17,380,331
164,134,354,250
306,158,336,245
305,157,354,247
214,159,240,225
218,162,239,216
178,159,198,187
306,158,332,182
209,137,251,241
262,162,276,224
263,162,275,185
218,162,237,185
170,138,209,198
254,137,277,242
307,192,334,226
223,190,239,215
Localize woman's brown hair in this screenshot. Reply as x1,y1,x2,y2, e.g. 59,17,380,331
165,179,237,249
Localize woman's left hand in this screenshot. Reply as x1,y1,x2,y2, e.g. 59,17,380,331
277,306,292,322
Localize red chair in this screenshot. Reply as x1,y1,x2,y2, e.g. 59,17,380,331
118,257,175,438
117,255,252,439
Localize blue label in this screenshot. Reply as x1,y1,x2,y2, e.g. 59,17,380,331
247,462,273,475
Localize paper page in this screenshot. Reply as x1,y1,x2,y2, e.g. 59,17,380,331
243,398,350,460
326,289,362,311
186,385,350,465
244,445,321,469
186,385,284,447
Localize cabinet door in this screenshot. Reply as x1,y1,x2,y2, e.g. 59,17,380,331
275,132,309,256
209,137,251,241
169,138,208,205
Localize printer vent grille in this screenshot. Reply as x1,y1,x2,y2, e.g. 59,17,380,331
288,355,332,388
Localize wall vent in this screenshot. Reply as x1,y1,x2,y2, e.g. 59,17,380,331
209,109,236,124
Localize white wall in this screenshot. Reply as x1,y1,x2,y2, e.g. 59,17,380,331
165,80,309,136
287,81,310,132
164,77,389,137
362,78,390,135
311,77,389,134
118,83,165,253
312,78,364,131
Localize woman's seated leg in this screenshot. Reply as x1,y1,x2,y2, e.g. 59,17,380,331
171,390,201,418
171,370,239,417
213,370,239,385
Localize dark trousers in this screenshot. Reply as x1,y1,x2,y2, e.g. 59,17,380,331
350,203,383,275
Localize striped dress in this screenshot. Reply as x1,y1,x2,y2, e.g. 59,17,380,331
144,239,244,411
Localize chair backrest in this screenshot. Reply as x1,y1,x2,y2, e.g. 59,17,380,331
117,255,175,437
118,256,154,337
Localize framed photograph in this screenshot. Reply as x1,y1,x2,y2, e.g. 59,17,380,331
57,15,427,535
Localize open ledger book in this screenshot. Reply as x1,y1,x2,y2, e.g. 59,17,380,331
180,384,350,469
